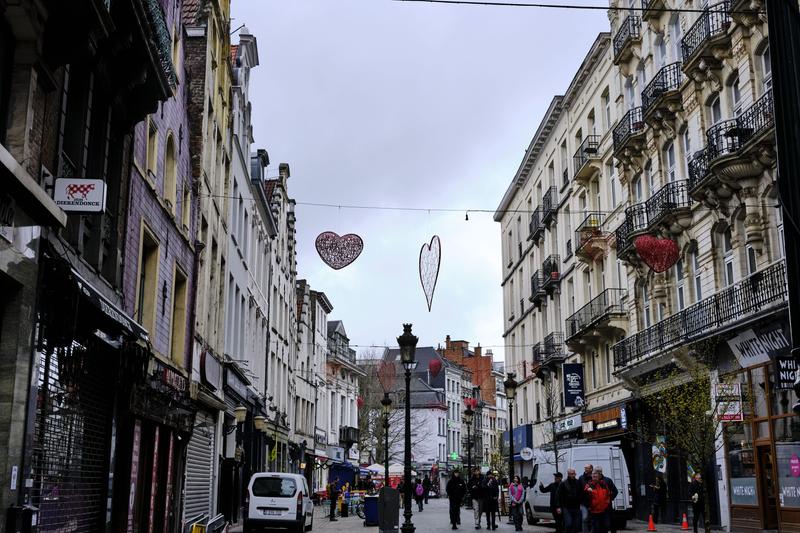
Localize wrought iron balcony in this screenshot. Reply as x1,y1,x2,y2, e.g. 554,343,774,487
542,186,558,227
573,135,601,183
615,260,787,371
529,207,544,243
641,62,683,117
681,2,731,71
542,332,565,364
642,0,665,20
687,148,713,197
613,15,642,64
706,119,740,161
532,342,544,365
615,203,648,260
737,89,775,149
645,180,692,231
566,288,628,343
575,212,607,262
542,254,561,293
530,270,545,306
613,107,646,156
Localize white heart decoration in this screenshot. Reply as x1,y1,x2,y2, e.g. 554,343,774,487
419,235,442,312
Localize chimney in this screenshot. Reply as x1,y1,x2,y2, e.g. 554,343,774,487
475,344,482,357
486,349,494,357
279,162,291,180
445,335,451,349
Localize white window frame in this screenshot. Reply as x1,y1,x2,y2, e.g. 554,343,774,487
723,229,735,287
665,142,676,182
692,251,703,302
746,245,757,275
732,76,743,117
676,258,686,310
642,285,651,328
762,45,772,93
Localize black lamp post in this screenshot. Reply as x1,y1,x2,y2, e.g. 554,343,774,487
398,324,418,533
381,392,393,484
463,405,474,510
504,373,518,484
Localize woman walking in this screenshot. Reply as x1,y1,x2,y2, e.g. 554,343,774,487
508,475,526,531
446,471,467,530
414,478,425,511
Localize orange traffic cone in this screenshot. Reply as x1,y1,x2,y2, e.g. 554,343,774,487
681,513,690,530
647,514,657,531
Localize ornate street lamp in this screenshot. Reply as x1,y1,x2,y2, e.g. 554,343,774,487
381,392,393,483
398,324,418,533
504,373,518,483
463,405,474,510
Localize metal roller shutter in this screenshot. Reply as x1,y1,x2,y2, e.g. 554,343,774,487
183,411,216,521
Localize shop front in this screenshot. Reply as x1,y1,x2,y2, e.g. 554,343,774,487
718,319,800,532
503,424,534,479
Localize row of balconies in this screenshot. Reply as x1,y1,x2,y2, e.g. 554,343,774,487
529,187,559,243
531,332,566,370
529,254,562,307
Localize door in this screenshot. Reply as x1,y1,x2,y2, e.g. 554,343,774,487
756,445,779,529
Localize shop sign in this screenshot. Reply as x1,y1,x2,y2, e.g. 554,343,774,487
348,447,359,461
730,477,758,505
502,424,533,450
225,367,248,400
775,356,797,390
327,446,345,463
562,363,584,408
161,365,187,393
582,420,595,433
714,383,743,422
315,428,327,446
620,406,628,429
54,178,107,212
652,435,667,474
201,350,222,390
555,414,582,434
0,193,14,243
727,325,791,368
519,447,534,461
596,419,620,431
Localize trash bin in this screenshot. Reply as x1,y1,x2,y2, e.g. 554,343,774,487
378,487,400,533
364,495,379,526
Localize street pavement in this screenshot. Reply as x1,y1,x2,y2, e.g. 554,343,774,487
228,497,697,532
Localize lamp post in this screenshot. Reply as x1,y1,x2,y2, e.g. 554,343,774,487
398,324,418,533
381,392,393,484
463,405,474,510
503,373,518,484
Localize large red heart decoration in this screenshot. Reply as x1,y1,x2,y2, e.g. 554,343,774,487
634,235,680,273
315,231,363,270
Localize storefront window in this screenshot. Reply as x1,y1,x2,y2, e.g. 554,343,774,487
770,376,797,418
726,422,758,505
773,418,800,509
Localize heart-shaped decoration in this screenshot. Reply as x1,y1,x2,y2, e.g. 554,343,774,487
634,235,680,273
315,231,364,270
419,235,442,312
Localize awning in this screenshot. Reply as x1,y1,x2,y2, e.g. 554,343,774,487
71,267,149,340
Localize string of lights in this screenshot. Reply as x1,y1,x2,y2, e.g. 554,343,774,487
392,0,765,15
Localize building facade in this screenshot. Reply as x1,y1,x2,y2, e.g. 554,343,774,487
326,320,364,465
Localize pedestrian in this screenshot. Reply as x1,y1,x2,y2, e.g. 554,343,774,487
649,473,667,524
584,471,611,533
557,468,583,533
447,471,468,530
577,464,593,533
689,473,705,533
414,477,425,511
423,474,433,504
468,468,485,529
594,467,618,533
398,480,405,507
328,477,340,521
483,471,500,530
540,471,564,533
508,475,526,531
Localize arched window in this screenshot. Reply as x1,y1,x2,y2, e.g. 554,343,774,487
730,74,742,117
164,133,177,214
708,94,722,125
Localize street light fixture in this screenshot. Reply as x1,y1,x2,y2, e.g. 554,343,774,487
234,405,248,424
253,415,266,431
463,405,474,510
503,373,518,482
381,392,393,484
398,324,418,533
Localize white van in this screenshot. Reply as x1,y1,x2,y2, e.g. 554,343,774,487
523,443,633,530
245,472,314,532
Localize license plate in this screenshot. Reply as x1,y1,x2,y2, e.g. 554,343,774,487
263,510,282,516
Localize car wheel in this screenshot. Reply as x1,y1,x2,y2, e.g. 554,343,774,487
525,502,536,525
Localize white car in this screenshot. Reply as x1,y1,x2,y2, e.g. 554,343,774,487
245,473,314,532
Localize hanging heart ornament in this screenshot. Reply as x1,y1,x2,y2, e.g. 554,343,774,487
419,235,441,311
315,231,364,270
634,235,680,273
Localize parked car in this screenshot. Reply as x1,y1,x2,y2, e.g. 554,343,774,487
245,472,314,532
524,443,633,530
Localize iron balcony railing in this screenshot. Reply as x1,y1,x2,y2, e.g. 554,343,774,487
687,148,712,192
705,89,775,163
642,62,683,114
613,15,642,60
706,119,740,160
530,207,544,241
530,270,545,304
532,342,544,364
542,186,558,226
613,107,645,153
573,135,600,175
615,203,648,254
543,332,565,361
575,212,606,255
542,254,561,291
681,1,731,64
645,180,691,228
614,260,787,369
566,288,628,342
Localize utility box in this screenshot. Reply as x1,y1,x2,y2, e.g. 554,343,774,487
377,486,399,533
5,505,39,533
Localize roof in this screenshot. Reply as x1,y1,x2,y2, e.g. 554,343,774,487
264,179,278,203
182,0,203,26
327,320,347,339
563,33,611,108
312,291,334,314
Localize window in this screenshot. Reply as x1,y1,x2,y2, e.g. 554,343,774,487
670,15,682,62
710,95,723,125
146,119,158,178
777,208,785,258
664,143,676,182
723,228,735,286
608,162,619,207
171,25,180,82
560,141,569,184
182,183,191,231
642,285,651,328
602,89,611,131
605,344,613,384
692,251,703,301
625,78,635,109
732,75,743,117
135,225,160,335
676,258,686,310
170,266,188,365
164,133,177,213
655,36,667,68
591,351,598,389
746,245,757,275
762,45,772,92
681,129,692,177
632,176,643,202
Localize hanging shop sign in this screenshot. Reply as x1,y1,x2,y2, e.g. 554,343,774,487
502,424,533,451
519,447,534,461
620,406,628,429
201,350,222,390
652,435,667,474
774,355,797,390
71,268,148,340
562,363,584,408
315,428,328,446
714,383,743,422
225,366,249,400
555,414,582,434
327,446,345,463
727,324,791,369
54,178,107,213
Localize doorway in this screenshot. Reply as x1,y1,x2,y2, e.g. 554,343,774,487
756,445,779,529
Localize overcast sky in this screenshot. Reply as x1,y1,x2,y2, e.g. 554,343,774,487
231,0,607,361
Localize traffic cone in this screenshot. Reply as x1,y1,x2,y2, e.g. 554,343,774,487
681,513,690,530
647,514,657,531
